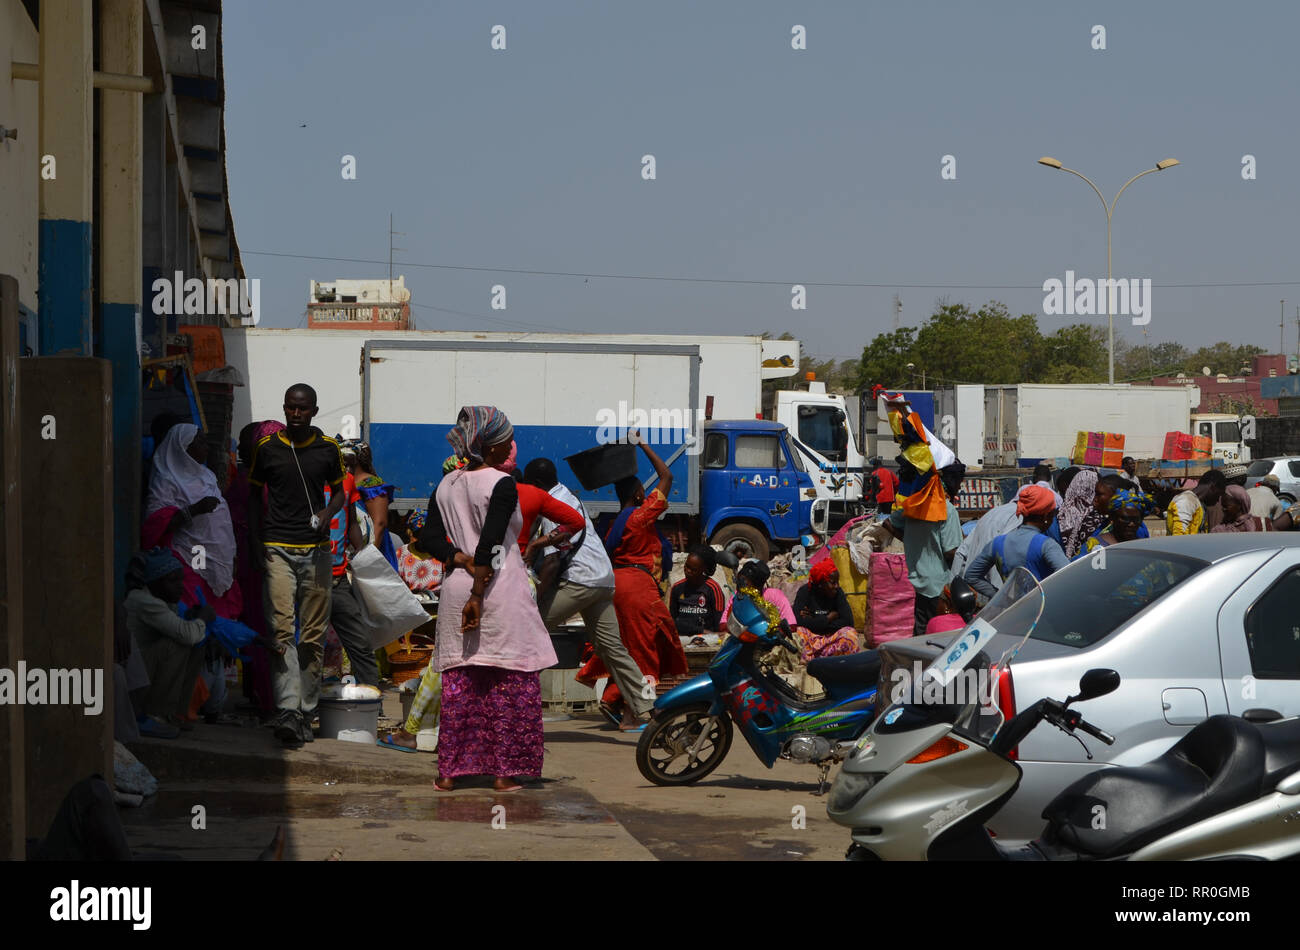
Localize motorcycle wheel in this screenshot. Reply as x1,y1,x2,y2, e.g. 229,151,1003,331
636,707,733,786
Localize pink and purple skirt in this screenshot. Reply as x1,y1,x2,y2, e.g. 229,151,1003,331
437,666,544,778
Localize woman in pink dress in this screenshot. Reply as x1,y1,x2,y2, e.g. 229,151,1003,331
413,406,557,791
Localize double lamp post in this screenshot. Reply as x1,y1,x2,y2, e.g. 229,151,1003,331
1037,156,1180,384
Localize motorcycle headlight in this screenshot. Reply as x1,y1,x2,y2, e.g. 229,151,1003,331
828,770,883,815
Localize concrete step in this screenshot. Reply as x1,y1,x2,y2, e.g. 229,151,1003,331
126,720,438,786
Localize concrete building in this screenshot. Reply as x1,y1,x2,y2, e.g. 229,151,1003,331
1151,354,1291,416
308,276,412,330
1,0,243,856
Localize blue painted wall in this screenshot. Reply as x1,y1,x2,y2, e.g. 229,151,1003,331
98,302,142,600
37,218,93,355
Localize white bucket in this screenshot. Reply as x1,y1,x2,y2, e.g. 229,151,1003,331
318,696,382,744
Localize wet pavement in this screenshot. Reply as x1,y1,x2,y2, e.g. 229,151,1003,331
120,708,851,861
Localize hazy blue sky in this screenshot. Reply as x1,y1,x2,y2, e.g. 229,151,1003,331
223,1,1300,367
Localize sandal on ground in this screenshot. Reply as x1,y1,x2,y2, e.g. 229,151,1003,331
377,733,418,753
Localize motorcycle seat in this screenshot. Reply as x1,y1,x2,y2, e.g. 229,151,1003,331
1040,715,1265,858
806,650,881,688
1257,716,1300,789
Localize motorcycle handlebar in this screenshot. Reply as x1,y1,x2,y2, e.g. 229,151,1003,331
1076,718,1115,745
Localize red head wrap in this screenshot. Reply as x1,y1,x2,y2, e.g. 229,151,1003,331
809,558,837,584
1015,484,1056,517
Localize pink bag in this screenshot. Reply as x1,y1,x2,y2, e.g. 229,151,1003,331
867,552,915,646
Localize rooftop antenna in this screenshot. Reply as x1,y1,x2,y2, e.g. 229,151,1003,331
1282,300,1286,357
893,293,902,331
388,213,406,301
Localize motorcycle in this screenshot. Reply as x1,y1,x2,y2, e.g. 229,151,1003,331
635,552,880,792
827,566,1300,860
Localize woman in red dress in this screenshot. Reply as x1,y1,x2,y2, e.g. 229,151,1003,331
577,433,688,730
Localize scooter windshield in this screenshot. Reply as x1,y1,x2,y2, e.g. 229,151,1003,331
920,567,1045,687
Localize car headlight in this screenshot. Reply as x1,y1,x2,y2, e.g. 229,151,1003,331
828,770,883,815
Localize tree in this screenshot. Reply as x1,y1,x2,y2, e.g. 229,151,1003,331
1181,343,1265,378
1033,324,1107,383
854,326,917,391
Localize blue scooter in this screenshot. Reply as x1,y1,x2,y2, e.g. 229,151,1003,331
635,554,881,792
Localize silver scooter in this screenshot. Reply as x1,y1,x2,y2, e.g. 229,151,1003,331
828,567,1300,861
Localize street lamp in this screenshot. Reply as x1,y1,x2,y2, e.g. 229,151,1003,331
1037,156,1180,383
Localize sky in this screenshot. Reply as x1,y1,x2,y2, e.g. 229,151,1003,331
222,1,1300,366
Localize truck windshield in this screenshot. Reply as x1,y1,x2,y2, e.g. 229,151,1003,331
797,406,847,461
1008,549,1208,649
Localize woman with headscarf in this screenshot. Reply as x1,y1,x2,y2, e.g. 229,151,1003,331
1079,488,1159,556
791,559,860,661
142,422,243,620
1211,485,1274,533
964,484,1069,599
1050,469,1105,559
339,440,400,571
412,407,556,790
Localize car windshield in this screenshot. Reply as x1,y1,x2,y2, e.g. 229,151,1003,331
1007,549,1209,648
1246,459,1274,477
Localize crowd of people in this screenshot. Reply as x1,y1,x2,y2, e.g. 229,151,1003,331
117,384,750,793
113,382,1300,795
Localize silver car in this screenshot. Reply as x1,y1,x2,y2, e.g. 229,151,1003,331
1246,456,1300,502
876,534,1300,844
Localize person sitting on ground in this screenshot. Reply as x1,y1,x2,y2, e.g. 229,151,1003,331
792,559,860,661
1248,474,1286,521
721,559,797,630
965,485,1069,599
669,545,727,637
1212,484,1275,533
1166,469,1226,536
1079,488,1158,557
123,548,215,738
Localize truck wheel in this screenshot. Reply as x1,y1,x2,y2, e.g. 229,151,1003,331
710,524,770,562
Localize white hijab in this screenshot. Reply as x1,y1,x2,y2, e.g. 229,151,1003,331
146,423,237,596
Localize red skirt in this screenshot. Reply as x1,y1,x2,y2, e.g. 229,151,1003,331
577,566,688,708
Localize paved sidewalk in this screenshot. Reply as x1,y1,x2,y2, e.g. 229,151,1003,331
121,710,849,861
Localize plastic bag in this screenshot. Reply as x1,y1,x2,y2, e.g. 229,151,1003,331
867,551,915,646
348,544,432,648
193,590,258,656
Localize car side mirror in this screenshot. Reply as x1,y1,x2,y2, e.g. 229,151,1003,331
1068,668,1120,705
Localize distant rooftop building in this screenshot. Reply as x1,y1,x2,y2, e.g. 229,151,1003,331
308,276,411,329
1151,353,1290,415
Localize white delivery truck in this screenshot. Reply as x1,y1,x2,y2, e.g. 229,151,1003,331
222,328,869,520
934,383,1251,469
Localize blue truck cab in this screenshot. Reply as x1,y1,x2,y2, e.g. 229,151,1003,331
699,419,828,561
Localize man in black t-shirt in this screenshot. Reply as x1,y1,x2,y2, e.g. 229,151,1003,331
248,384,347,746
